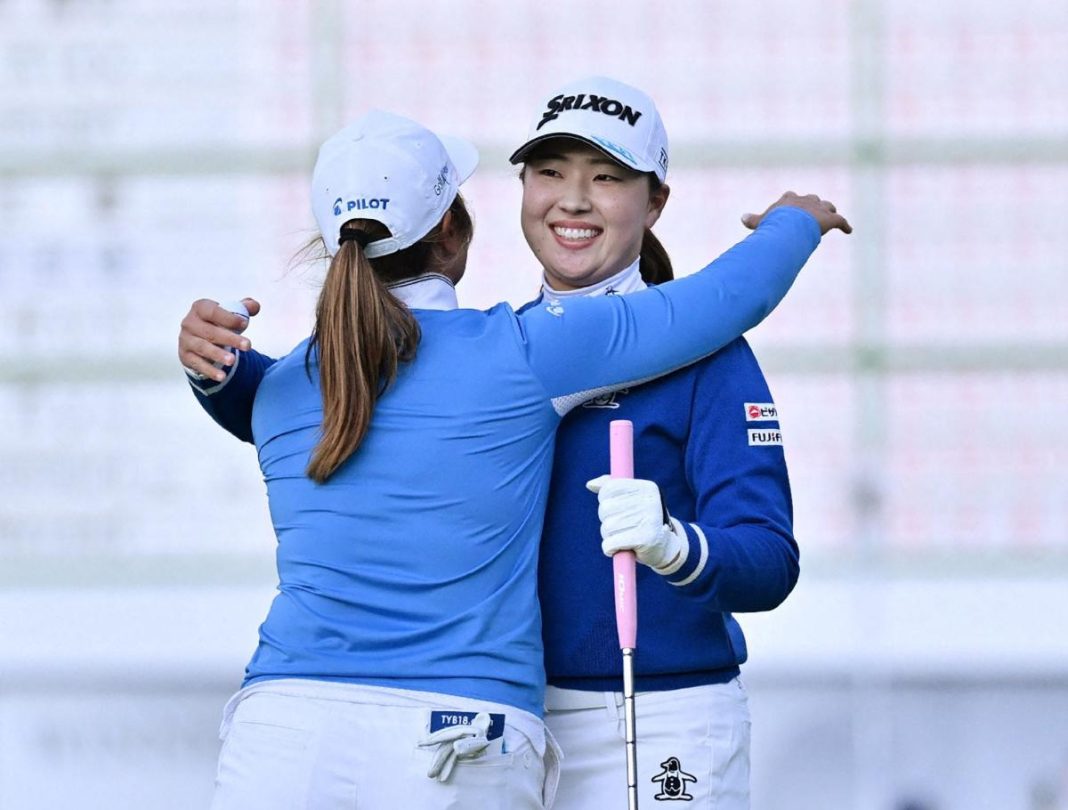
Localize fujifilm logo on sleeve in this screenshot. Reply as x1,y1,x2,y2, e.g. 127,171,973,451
537,93,644,130
748,429,783,446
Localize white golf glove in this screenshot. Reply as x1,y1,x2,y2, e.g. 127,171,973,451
586,476,688,575
417,712,492,782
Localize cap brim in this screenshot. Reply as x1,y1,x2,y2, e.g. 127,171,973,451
508,133,652,176
438,134,479,184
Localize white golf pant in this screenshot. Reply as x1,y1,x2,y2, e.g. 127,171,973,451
545,679,751,809
210,679,561,810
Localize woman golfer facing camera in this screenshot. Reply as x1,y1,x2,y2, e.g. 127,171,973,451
510,76,833,809
183,110,848,810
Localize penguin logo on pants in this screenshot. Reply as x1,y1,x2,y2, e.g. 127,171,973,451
651,756,697,801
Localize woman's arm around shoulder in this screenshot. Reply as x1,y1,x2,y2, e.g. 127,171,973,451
179,297,276,444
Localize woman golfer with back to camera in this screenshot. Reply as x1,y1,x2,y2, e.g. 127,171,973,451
509,76,828,809
178,109,849,808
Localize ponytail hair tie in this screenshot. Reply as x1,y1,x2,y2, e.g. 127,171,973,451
338,227,374,248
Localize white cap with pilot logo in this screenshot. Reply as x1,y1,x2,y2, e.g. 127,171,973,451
312,109,479,258
509,76,669,183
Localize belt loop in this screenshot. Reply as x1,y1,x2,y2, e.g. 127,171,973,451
603,691,617,722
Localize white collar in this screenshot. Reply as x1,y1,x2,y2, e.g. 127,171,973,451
387,273,458,311
541,257,647,303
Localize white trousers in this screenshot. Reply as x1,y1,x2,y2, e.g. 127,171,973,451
210,679,561,810
545,680,751,809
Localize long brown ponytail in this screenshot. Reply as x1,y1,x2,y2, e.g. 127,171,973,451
305,194,473,483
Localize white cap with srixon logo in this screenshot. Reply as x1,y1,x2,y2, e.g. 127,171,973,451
311,109,479,258
509,76,669,183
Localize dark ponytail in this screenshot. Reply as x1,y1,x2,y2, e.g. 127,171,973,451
639,228,674,284
638,175,673,284
305,194,473,483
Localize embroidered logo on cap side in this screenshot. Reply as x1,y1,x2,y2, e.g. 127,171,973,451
432,163,450,196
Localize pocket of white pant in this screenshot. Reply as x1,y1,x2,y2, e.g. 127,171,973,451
219,719,311,769
414,744,517,774
542,729,563,810
429,730,536,786
213,711,314,806
456,750,518,770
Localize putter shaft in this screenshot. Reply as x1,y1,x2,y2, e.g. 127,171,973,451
622,647,638,810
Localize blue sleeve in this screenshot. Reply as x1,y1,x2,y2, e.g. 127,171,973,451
515,207,820,411
662,339,799,612
186,348,277,444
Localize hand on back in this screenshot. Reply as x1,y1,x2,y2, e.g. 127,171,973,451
178,298,259,382
742,192,852,235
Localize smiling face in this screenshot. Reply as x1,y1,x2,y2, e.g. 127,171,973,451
520,139,669,291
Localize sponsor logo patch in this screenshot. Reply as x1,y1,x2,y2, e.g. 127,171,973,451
536,93,644,131
748,429,783,446
651,755,697,801
744,402,778,421
428,711,505,741
333,196,389,215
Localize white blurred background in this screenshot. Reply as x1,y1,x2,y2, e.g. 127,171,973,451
1,1,1066,808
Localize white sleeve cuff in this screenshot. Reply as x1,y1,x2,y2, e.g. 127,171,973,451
669,522,709,587
184,350,240,396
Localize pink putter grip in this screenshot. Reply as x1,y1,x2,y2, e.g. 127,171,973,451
610,420,638,651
